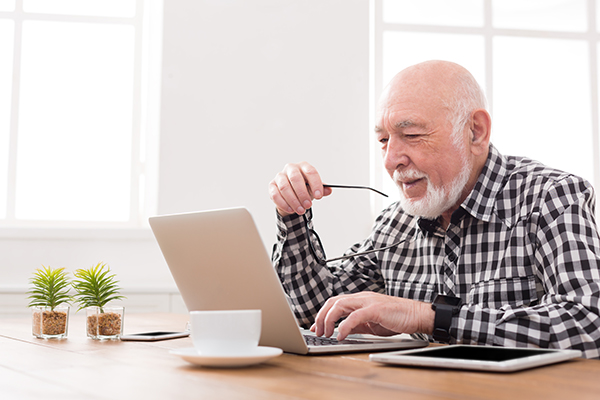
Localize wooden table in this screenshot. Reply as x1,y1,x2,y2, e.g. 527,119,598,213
2,313,600,399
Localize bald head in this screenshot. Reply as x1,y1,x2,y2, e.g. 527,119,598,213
384,61,486,106
380,61,487,137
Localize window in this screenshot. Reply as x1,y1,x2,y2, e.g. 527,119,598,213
372,0,600,216
0,0,162,228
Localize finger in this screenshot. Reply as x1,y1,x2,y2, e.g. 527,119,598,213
313,302,331,337
313,296,342,337
333,321,390,338
323,304,345,338
268,181,294,216
274,168,310,215
321,297,360,338
298,162,325,200
284,164,314,214
336,306,380,341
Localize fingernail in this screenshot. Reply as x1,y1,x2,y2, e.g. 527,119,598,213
303,200,311,209
296,206,305,214
314,190,322,198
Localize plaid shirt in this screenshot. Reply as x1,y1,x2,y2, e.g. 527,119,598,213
272,145,600,358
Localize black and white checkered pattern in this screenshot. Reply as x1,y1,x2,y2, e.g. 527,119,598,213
271,144,600,358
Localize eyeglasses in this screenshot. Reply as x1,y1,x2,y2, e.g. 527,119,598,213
303,184,411,265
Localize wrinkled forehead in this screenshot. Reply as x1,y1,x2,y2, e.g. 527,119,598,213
376,77,452,128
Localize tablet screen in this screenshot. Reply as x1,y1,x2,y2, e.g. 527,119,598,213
405,345,551,362
369,345,582,372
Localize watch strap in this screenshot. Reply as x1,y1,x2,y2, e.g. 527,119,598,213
432,304,454,343
431,295,462,343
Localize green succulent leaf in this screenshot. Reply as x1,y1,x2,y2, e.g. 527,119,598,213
26,266,72,310
72,262,125,312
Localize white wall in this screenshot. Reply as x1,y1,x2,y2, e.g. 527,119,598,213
158,0,372,251
0,0,372,315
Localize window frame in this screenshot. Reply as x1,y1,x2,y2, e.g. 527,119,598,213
0,0,162,230
370,0,600,216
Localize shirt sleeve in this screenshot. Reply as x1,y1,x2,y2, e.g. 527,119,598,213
452,177,600,359
271,211,386,328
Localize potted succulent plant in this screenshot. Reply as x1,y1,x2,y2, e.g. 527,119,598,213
72,263,126,340
27,266,72,339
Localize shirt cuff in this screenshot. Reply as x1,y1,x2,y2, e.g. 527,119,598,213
272,211,304,265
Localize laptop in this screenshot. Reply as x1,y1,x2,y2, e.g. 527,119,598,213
149,207,428,355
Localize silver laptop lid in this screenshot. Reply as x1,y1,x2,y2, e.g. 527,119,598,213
149,207,310,354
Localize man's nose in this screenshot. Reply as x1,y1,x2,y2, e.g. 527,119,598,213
383,137,409,172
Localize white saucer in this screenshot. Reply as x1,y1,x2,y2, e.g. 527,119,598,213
170,346,283,368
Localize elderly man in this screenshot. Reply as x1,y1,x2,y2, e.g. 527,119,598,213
268,60,600,358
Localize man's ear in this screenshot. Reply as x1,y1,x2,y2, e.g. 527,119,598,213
469,109,491,156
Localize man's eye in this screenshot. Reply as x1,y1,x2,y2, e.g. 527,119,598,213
404,134,425,141
379,138,388,144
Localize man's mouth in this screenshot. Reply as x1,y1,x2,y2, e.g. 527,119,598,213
401,178,424,188
393,170,428,192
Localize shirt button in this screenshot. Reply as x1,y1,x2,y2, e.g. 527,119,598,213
448,253,458,263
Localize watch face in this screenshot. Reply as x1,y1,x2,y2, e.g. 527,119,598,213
434,294,462,307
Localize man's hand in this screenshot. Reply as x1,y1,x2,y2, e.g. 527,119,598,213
310,292,435,341
268,162,332,216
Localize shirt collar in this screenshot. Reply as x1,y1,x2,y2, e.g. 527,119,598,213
460,144,507,223
416,144,507,235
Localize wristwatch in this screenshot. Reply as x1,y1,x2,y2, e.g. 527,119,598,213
431,294,463,343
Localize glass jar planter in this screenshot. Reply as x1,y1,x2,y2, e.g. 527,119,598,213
86,306,124,340
32,306,69,339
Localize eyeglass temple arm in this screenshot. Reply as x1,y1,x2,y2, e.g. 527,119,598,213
324,239,405,263
323,184,388,198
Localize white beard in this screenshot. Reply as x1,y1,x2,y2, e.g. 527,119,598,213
393,155,472,220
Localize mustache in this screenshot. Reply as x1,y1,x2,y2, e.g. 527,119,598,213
393,169,428,182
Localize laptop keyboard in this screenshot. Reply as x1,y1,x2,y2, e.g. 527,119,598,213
303,334,373,346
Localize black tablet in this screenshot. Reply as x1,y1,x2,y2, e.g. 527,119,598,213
369,345,581,372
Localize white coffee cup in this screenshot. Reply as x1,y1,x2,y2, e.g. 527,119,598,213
190,309,262,355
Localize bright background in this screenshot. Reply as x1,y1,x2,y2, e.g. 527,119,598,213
1,0,598,314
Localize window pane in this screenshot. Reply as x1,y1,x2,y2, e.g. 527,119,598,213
383,0,484,27
17,21,135,221
493,0,587,32
597,0,600,33
381,31,486,203
0,0,15,12
0,20,13,219
382,32,486,89
23,0,136,18
493,36,593,184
